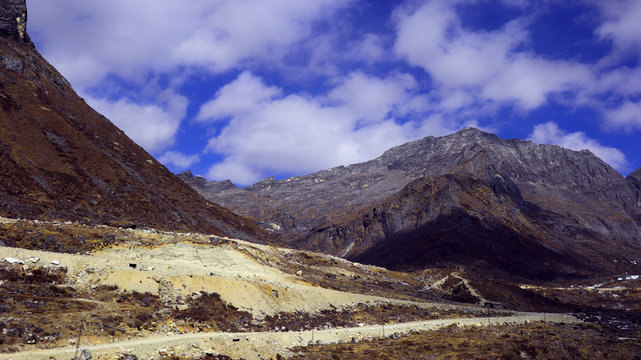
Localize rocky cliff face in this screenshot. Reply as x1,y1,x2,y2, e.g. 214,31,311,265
627,167,641,223
0,0,268,242
182,128,641,278
0,0,29,42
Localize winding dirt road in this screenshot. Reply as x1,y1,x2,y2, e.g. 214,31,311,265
0,313,579,360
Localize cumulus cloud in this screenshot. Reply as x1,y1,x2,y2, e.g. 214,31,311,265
27,0,355,160
196,72,282,122
28,0,351,89
199,72,459,185
327,72,418,125
86,91,188,154
158,151,200,170
349,34,387,65
595,0,641,62
604,100,641,132
393,0,591,110
528,122,627,170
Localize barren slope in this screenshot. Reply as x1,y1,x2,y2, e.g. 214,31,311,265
0,0,267,241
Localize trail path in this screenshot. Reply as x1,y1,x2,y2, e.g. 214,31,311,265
0,313,579,360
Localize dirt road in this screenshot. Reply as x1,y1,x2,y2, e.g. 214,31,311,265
0,313,579,360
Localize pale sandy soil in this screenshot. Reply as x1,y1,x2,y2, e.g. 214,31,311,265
1,237,451,317
0,218,580,359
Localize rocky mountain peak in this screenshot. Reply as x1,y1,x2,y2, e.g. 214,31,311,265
0,0,30,43
630,167,641,183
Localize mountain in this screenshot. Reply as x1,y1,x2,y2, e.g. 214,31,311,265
180,128,641,279
0,0,267,241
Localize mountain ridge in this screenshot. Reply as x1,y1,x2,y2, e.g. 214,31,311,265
180,127,641,278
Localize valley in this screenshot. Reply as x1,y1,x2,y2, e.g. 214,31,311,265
2,0,641,358
1,218,640,359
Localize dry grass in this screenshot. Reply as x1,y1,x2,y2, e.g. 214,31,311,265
290,322,641,360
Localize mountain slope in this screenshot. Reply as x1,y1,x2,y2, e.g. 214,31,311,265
182,128,641,278
0,0,267,241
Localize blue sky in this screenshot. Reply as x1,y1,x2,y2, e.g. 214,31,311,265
26,0,641,185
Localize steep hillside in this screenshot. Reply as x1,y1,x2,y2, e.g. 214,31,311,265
182,128,641,277
0,0,267,241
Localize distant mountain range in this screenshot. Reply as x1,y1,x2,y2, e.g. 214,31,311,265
180,128,641,279
0,1,267,242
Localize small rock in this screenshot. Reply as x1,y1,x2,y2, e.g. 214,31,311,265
78,349,92,360
51,260,60,265
119,355,138,360
4,257,23,264
295,270,303,276
28,257,40,263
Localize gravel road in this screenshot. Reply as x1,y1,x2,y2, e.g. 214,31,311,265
0,313,580,360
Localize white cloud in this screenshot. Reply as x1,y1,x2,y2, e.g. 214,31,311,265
528,122,627,170
350,34,386,64
27,0,355,161
28,0,351,90
595,67,641,96
199,72,460,185
196,71,282,122
327,72,418,125
86,91,188,154
393,0,591,110
595,0,641,61
158,151,200,170
604,100,641,132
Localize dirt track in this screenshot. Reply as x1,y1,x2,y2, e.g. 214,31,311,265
0,313,579,360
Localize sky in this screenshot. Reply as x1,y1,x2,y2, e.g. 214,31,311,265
26,0,641,186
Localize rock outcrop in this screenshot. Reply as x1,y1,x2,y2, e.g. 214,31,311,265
0,0,30,42
0,0,268,242
183,128,641,279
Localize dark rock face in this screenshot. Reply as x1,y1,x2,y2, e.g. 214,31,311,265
626,167,641,224
0,1,268,242
0,0,30,42
184,128,641,279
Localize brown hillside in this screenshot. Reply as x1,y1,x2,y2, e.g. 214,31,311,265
0,2,267,241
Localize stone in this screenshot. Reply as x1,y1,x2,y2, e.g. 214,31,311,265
0,55,23,73
3,257,23,264
295,270,303,276
0,0,29,41
77,349,92,360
